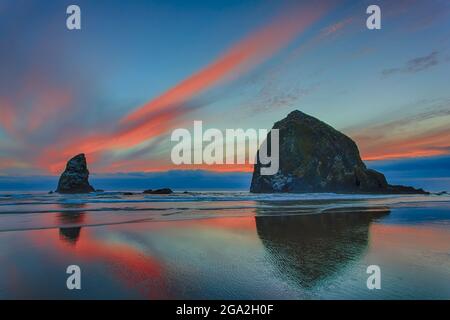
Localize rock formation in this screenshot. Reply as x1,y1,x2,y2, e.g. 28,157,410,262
250,110,428,194
56,154,95,194
143,188,173,194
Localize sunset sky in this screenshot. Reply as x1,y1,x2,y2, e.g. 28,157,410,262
0,0,449,190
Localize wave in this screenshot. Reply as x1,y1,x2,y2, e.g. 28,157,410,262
0,191,449,233
0,190,404,204
0,191,448,213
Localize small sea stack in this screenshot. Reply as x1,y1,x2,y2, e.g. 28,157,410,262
56,154,95,194
143,188,173,194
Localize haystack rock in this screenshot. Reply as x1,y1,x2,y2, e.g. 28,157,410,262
250,110,428,194
56,154,95,194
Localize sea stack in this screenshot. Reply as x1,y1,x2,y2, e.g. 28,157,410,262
56,154,95,194
143,188,173,194
250,110,428,194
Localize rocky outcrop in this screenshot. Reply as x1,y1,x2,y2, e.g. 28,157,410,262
143,188,173,194
56,154,95,194
250,110,428,194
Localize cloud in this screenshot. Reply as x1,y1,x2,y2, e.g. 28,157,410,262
113,1,331,143
319,17,353,38
242,82,321,116
120,1,332,125
345,98,450,160
0,78,73,139
382,51,440,76
0,99,16,134
36,2,332,173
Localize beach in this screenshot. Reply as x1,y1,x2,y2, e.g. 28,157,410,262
0,192,449,299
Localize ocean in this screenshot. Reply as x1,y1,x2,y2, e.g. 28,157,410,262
0,191,449,299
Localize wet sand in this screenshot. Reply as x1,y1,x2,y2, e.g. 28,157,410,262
0,193,449,299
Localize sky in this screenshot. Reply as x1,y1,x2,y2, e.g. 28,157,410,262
0,0,449,191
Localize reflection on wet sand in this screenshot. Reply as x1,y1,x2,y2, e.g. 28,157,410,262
56,203,86,244
59,226,82,244
3,201,449,299
255,206,390,287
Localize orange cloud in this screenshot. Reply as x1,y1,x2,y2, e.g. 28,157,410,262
342,102,450,161
0,156,32,171
352,126,450,161
320,17,353,37
0,74,73,140
0,98,17,135
40,2,332,173
25,87,72,134
122,2,331,126
0,157,15,170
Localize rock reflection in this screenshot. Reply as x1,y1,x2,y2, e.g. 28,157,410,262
56,204,86,245
255,206,390,287
59,226,82,244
